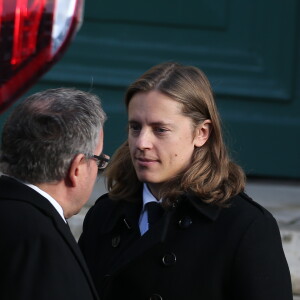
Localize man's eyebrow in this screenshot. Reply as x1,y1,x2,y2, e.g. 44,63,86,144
128,120,173,126
151,122,173,127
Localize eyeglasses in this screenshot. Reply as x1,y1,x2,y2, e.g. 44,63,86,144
89,153,110,170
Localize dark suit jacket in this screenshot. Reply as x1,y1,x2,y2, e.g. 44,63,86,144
79,191,293,300
0,175,98,300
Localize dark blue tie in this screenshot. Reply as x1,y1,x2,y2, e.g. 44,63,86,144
146,202,164,230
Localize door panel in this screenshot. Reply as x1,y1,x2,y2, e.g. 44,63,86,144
1,0,299,178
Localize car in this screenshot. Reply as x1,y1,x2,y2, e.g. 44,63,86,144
0,0,84,113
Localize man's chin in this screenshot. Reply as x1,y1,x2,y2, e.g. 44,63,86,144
137,175,154,184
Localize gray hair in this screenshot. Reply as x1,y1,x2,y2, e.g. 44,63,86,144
0,87,106,184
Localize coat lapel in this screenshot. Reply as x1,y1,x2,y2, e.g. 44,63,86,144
107,199,176,275
0,176,99,299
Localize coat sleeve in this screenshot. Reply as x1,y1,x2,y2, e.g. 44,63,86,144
231,213,293,300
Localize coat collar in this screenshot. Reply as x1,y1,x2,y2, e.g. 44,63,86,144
0,175,63,217
102,190,222,233
0,175,99,300
184,192,222,221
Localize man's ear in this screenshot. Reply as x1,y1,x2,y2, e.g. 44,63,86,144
67,154,85,187
193,119,212,147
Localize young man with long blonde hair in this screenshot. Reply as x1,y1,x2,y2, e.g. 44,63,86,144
79,62,292,300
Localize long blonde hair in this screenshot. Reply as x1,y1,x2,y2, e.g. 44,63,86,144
106,62,245,207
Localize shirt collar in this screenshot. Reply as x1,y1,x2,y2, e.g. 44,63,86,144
142,183,161,210
142,183,221,221
24,183,67,223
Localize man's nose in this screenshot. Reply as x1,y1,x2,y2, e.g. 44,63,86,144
135,129,153,150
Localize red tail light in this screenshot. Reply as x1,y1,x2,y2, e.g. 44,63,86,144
0,0,84,113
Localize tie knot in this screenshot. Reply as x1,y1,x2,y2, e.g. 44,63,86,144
146,202,164,228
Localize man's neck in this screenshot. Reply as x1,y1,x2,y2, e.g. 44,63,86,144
35,181,68,219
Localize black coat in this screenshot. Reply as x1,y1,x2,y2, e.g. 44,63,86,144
79,191,293,300
0,176,99,300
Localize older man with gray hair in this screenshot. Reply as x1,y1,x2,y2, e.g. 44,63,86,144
0,88,107,300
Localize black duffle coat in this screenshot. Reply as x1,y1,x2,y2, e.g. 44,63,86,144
79,192,292,300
